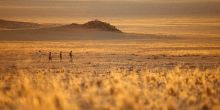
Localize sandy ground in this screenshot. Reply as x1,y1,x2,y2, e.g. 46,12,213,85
0,37,219,74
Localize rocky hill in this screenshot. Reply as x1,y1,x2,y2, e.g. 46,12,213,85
82,20,122,32
61,20,122,33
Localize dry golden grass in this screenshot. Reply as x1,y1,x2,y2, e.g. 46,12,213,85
0,39,219,110
0,67,220,110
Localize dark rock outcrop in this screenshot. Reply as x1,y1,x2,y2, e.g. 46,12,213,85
82,20,122,33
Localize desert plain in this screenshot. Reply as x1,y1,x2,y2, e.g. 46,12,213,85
0,35,220,110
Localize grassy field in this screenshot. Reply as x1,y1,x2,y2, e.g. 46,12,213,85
0,37,220,110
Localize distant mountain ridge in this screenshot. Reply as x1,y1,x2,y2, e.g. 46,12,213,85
0,19,122,33
0,19,131,40
0,19,41,29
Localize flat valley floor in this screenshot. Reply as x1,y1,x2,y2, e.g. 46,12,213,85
0,37,219,74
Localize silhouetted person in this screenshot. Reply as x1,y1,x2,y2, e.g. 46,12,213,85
38,50,42,62
69,51,73,62
49,52,52,61
60,51,62,62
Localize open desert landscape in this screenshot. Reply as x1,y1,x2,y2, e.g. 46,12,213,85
1,0,220,110
0,34,220,110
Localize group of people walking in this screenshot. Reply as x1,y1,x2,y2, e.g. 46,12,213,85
48,51,73,62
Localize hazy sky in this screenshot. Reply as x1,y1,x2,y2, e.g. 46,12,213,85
0,0,220,23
